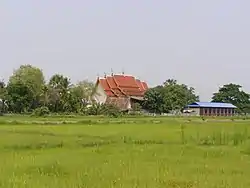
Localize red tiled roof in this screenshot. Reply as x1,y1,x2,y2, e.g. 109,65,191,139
113,75,139,88
96,74,148,97
106,76,125,96
136,79,145,91
142,82,148,90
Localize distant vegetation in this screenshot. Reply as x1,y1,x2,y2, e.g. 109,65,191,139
1,64,250,116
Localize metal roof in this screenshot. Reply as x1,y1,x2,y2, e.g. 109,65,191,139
187,102,237,108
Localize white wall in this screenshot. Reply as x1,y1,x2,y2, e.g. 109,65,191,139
127,98,132,109
92,83,107,104
189,107,200,116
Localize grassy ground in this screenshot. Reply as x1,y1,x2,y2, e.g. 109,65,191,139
0,116,249,187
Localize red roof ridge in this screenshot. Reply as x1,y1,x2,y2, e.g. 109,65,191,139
112,75,128,96
113,73,134,76
95,74,148,98
105,77,114,96
106,76,120,97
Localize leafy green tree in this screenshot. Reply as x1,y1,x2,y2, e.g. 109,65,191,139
163,80,199,112
68,80,95,112
61,89,81,113
40,85,50,107
47,74,71,112
49,74,71,92
143,79,199,114
212,83,250,114
163,79,177,86
0,81,6,98
7,81,33,113
9,65,45,98
0,81,7,114
46,75,94,113
7,65,45,112
143,86,166,114
76,80,95,101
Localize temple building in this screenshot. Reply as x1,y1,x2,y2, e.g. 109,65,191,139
92,74,148,110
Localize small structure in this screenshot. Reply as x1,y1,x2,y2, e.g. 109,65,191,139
92,74,148,111
186,102,237,116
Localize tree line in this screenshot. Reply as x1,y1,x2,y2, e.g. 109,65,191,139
0,64,250,116
0,65,95,115
144,81,250,115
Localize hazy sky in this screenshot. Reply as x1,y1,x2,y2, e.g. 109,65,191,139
1,0,250,101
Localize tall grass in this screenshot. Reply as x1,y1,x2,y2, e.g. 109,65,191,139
0,116,249,187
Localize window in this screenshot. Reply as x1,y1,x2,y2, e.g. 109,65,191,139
204,108,207,114
217,108,220,114
209,108,212,115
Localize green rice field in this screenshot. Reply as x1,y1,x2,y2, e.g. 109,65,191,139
0,115,249,187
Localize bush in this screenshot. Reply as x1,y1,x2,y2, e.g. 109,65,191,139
201,116,206,121
86,103,104,116
103,104,121,118
32,106,50,117
86,103,121,118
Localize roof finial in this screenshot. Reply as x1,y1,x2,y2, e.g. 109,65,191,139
111,68,114,76
104,72,106,78
122,68,125,75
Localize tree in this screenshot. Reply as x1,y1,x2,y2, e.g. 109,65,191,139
62,80,94,113
9,65,45,97
0,81,7,101
163,79,177,86
212,83,250,114
61,88,80,113
40,85,50,107
7,81,34,113
47,74,71,112
7,65,45,112
49,74,71,92
163,82,199,112
143,86,167,114
143,79,199,114
0,81,7,114
76,80,95,100
72,80,95,105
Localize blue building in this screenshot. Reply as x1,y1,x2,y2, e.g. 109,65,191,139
186,102,237,116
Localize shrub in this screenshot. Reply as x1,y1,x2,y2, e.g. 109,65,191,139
103,104,121,118
201,116,206,121
131,102,142,112
32,106,50,117
86,103,121,118
86,103,104,116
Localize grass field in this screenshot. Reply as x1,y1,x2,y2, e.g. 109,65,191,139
0,115,250,187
